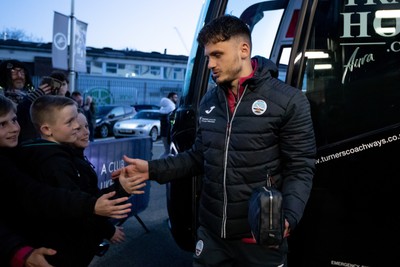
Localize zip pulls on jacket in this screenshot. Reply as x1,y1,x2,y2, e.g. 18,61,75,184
220,84,248,239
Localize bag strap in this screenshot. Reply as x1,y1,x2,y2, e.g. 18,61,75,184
266,172,276,187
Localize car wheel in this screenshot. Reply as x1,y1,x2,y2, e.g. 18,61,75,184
150,127,158,142
100,125,109,138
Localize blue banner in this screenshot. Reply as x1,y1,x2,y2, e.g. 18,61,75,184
52,12,69,70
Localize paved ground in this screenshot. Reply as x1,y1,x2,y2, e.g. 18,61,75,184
89,140,193,267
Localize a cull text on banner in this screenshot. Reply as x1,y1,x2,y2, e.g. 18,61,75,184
52,12,69,70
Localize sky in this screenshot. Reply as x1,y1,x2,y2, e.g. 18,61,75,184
0,0,204,56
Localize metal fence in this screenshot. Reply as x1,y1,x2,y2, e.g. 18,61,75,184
76,74,183,106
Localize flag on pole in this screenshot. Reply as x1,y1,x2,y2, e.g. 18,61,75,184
74,19,88,73
52,12,69,70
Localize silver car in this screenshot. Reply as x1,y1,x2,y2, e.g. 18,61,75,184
113,109,161,141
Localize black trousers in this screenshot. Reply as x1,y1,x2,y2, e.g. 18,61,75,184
193,226,287,267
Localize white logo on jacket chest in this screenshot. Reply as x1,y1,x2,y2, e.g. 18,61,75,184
205,106,215,114
252,100,267,115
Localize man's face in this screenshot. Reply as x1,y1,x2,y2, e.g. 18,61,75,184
10,68,26,89
171,94,178,104
72,95,83,106
204,37,245,86
45,105,79,144
0,110,20,148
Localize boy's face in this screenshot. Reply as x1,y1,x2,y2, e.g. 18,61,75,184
0,110,20,147
44,105,79,144
74,113,90,149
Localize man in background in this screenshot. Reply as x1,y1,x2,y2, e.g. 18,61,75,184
0,59,35,105
159,92,178,158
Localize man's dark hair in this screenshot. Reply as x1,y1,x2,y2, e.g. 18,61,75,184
197,15,251,47
71,91,82,97
167,92,177,99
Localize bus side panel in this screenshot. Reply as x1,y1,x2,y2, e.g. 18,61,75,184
288,0,400,266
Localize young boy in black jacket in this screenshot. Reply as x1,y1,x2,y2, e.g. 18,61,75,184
16,95,144,267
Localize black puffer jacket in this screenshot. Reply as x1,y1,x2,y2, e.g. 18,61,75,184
149,56,316,239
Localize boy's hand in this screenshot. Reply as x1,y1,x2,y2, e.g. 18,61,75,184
118,167,147,195
94,191,131,219
110,226,125,244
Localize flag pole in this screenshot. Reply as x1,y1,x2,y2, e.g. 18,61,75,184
68,0,76,92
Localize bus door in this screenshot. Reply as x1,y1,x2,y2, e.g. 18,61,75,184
168,0,307,252
287,0,400,266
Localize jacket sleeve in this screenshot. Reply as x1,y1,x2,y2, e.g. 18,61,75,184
148,129,204,184
280,89,316,230
100,179,131,198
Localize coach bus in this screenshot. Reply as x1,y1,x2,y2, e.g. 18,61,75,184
167,0,400,266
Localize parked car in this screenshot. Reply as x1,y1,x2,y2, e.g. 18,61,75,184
132,104,160,112
113,109,161,141
95,105,135,138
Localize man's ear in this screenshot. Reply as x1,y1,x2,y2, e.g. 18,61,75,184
240,42,251,59
40,124,52,137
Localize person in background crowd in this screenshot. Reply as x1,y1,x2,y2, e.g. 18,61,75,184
82,95,96,142
71,91,84,108
49,71,70,97
114,15,316,267
17,71,69,144
0,59,34,105
159,92,178,158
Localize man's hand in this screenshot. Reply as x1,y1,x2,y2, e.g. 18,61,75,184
110,226,125,244
25,247,57,267
118,165,147,195
112,155,150,183
241,219,291,248
94,191,132,219
283,219,290,238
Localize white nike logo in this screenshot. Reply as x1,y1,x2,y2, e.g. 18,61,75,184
205,106,215,114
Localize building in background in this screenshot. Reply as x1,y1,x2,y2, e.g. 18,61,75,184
0,39,187,105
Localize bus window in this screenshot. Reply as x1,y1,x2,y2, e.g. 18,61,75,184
293,0,400,147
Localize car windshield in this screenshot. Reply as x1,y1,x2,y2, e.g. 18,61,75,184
96,106,114,116
134,111,160,120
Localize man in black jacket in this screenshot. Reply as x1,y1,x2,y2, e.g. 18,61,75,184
116,15,316,267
